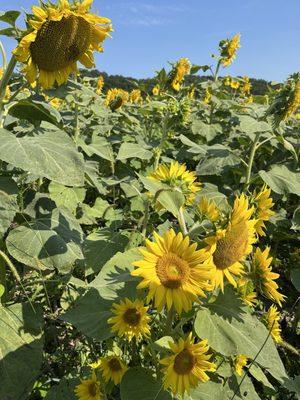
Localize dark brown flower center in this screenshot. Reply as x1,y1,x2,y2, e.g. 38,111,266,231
108,357,122,371
88,382,98,397
123,308,141,326
174,349,196,375
30,15,91,71
156,253,189,289
213,222,249,270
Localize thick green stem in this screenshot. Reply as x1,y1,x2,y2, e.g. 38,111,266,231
244,132,260,189
141,199,149,237
280,340,300,356
154,117,169,169
164,306,175,335
0,55,16,104
178,207,188,236
0,41,7,70
213,59,221,82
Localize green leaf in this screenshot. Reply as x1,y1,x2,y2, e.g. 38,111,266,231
183,381,227,400
238,115,271,135
157,190,185,217
224,374,261,400
292,206,300,231
291,269,300,292
8,100,62,127
0,302,43,400
6,209,84,273
197,146,240,176
49,182,86,213
79,135,114,162
0,10,20,26
45,378,78,400
0,177,18,236
192,120,222,142
117,143,153,161
120,367,172,400
248,364,275,392
179,134,207,154
0,27,16,37
0,129,85,187
194,288,288,383
84,228,129,275
259,165,300,196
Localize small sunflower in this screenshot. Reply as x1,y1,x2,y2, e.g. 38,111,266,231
132,229,212,314
171,58,191,91
99,355,128,385
74,372,102,400
263,305,282,343
198,197,220,222
236,277,257,307
108,298,151,341
130,89,142,104
49,97,62,108
234,354,248,376
219,33,241,67
204,87,212,104
240,76,251,96
152,84,160,96
188,87,195,99
149,161,201,207
14,0,112,89
96,75,104,94
105,88,129,110
206,194,257,292
0,68,11,100
160,333,216,396
251,247,285,305
252,185,274,236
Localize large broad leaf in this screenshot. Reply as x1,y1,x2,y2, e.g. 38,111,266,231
291,269,300,292
0,10,20,26
61,288,113,341
238,115,271,135
259,165,300,196
194,288,288,383
48,182,86,213
0,129,85,187
197,145,240,176
79,135,114,162
6,209,84,273
192,120,222,142
45,378,78,399
183,381,227,400
117,143,152,161
84,228,129,274
90,248,140,301
120,367,172,400
0,177,18,236
0,302,43,400
8,100,62,127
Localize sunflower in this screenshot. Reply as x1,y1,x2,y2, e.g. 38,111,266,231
251,247,285,305
198,197,220,222
240,76,251,96
252,185,274,236
130,89,142,104
0,68,11,100
74,372,102,400
234,354,248,376
49,97,62,108
171,58,191,91
98,355,128,385
160,333,215,396
204,87,212,104
108,298,151,341
149,161,201,207
152,84,160,96
105,88,129,110
96,75,104,94
263,305,282,343
219,33,241,67
132,229,212,314
206,194,257,292
13,0,112,89
188,87,195,99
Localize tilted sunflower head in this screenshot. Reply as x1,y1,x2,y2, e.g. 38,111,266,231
99,355,128,385
219,33,241,67
263,305,282,343
252,185,274,236
74,372,101,400
170,58,191,92
14,0,112,89
105,88,129,110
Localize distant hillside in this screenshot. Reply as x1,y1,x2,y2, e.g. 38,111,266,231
81,69,270,96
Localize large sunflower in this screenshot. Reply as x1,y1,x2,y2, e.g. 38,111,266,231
252,185,274,236
132,229,212,314
251,247,285,305
74,372,102,400
108,298,151,341
149,161,201,207
13,0,112,89
160,333,215,396
206,194,257,292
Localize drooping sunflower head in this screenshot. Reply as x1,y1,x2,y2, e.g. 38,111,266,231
74,372,102,400
251,247,285,306
197,197,220,222
170,58,191,91
204,87,212,104
98,355,128,385
236,277,257,307
96,75,104,94
149,161,201,207
263,305,282,343
160,333,216,396
206,194,257,292
240,76,251,96
105,88,129,110
108,298,151,341
219,33,241,67
130,89,142,104
234,354,248,376
14,0,112,89
252,185,274,236
132,229,213,314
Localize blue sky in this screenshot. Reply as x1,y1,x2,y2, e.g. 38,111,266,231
1,0,299,81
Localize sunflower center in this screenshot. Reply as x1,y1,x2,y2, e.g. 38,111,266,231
108,358,122,372
123,308,141,326
156,253,189,289
174,349,196,375
88,382,98,397
213,222,249,270
30,15,92,72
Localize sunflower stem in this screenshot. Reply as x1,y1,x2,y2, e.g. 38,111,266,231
0,40,7,70
244,132,260,189
130,337,139,366
178,207,188,236
164,306,175,335
154,115,169,169
280,340,300,356
0,55,17,122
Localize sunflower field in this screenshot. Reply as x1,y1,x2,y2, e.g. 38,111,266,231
0,1,299,400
